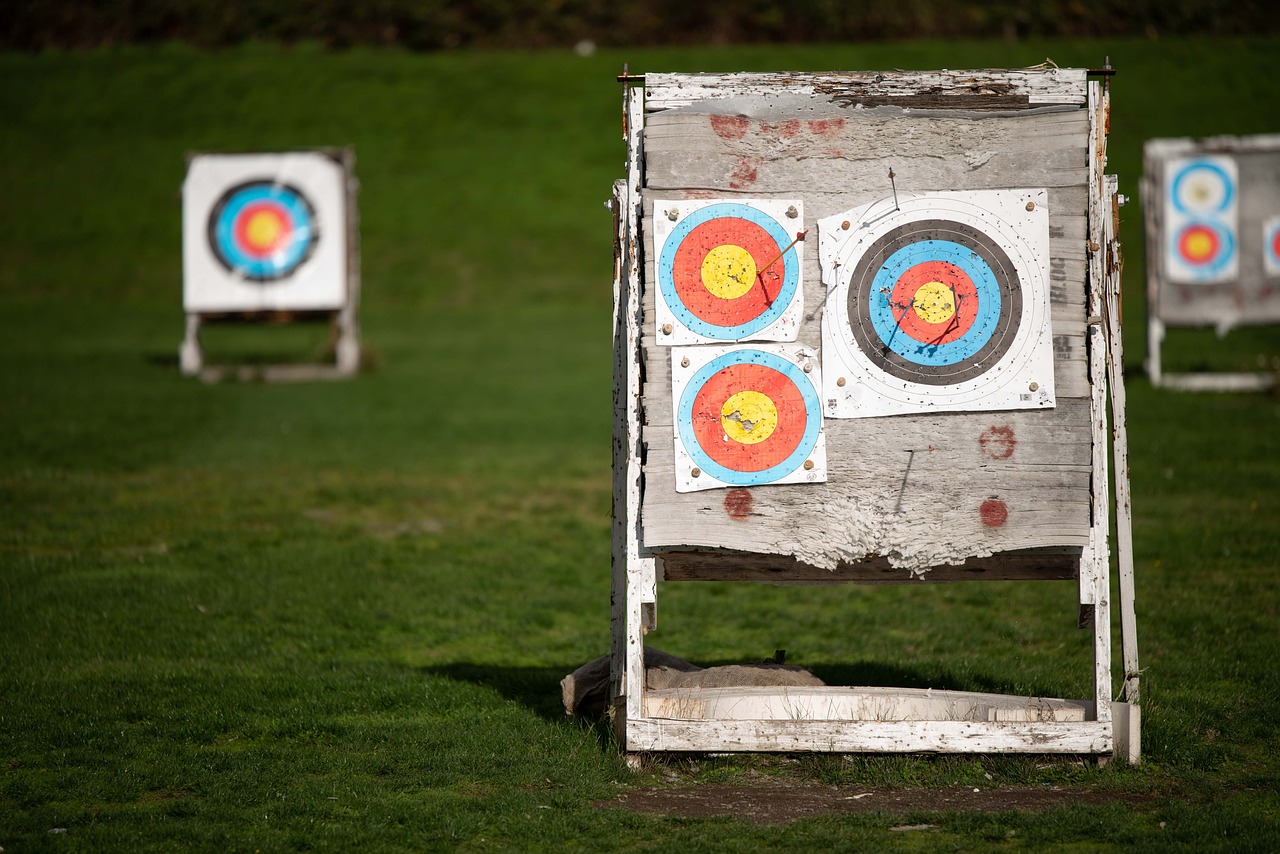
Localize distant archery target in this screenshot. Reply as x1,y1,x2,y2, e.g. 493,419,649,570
183,152,349,313
209,181,318,281
654,199,804,344
672,345,826,492
1163,155,1238,285
819,189,1055,419
1264,216,1280,278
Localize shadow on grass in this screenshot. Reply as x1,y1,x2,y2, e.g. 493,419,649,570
422,663,580,722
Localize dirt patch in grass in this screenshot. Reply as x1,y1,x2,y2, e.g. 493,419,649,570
599,782,1154,825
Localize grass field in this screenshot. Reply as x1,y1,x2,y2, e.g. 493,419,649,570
2,36,1279,851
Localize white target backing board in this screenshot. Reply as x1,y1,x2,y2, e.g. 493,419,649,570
1265,215,1280,278
1161,154,1239,285
819,189,1055,419
671,343,826,492
653,199,804,345
183,152,348,313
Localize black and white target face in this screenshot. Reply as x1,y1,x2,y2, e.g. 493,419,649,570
818,190,1055,419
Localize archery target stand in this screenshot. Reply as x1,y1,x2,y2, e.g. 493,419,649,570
611,66,1140,765
1143,134,1280,391
180,148,361,382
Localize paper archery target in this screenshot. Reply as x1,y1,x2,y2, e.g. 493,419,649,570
671,344,826,492
183,152,348,313
1264,216,1280,278
1162,155,1239,285
654,199,804,344
208,181,318,281
818,189,1055,419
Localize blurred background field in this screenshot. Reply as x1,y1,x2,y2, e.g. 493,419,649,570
1,30,1279,851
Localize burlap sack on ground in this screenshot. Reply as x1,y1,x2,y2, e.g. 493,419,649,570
561,647,824,718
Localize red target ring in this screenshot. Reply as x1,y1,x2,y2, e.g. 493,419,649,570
886,260,979,346
689,362,807,473
671,218,786,326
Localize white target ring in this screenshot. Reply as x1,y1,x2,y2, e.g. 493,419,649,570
818,189,1056,419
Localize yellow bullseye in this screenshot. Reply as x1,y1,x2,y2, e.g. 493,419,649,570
1183,230,1215,261
701,244,757,299
245,210,286,251
720,390,778,445
911,281,957,324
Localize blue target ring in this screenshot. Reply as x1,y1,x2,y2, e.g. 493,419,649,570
677,349,821,487
868,239,1002,366
208,181,318,282
1170,160,1235,215
659,203,801,340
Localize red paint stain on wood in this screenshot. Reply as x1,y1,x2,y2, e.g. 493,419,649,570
724,488,753,520
710,115,750,140
980,498,1009,527
807,118,845,137
763,119,801,138
729,157,759,189
979,425,1017,460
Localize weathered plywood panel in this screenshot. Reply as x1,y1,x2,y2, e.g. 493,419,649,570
638,104,1094,574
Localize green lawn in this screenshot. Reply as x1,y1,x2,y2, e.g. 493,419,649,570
2,37,1279,851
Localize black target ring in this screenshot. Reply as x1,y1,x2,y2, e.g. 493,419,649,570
846,219,1024,386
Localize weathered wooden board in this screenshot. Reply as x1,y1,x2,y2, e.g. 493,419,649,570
642,69,1090,112
643,107,1090,197
643,686,1090,722
637,101,1094,574
626,718,1114,755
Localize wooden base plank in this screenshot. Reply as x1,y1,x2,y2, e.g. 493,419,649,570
626,717,1113,755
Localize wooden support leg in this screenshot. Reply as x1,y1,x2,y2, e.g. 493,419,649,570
335,305,360,375
179,313,203,376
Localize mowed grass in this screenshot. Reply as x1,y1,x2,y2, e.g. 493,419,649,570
2,37,1279,851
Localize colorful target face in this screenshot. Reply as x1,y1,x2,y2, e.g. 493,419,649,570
208,181,318,281
1264,216,1280,278
183,152,348,312
1162,155,1239,285
671,344,826,492
654,199,804,344
818,189,1055,419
